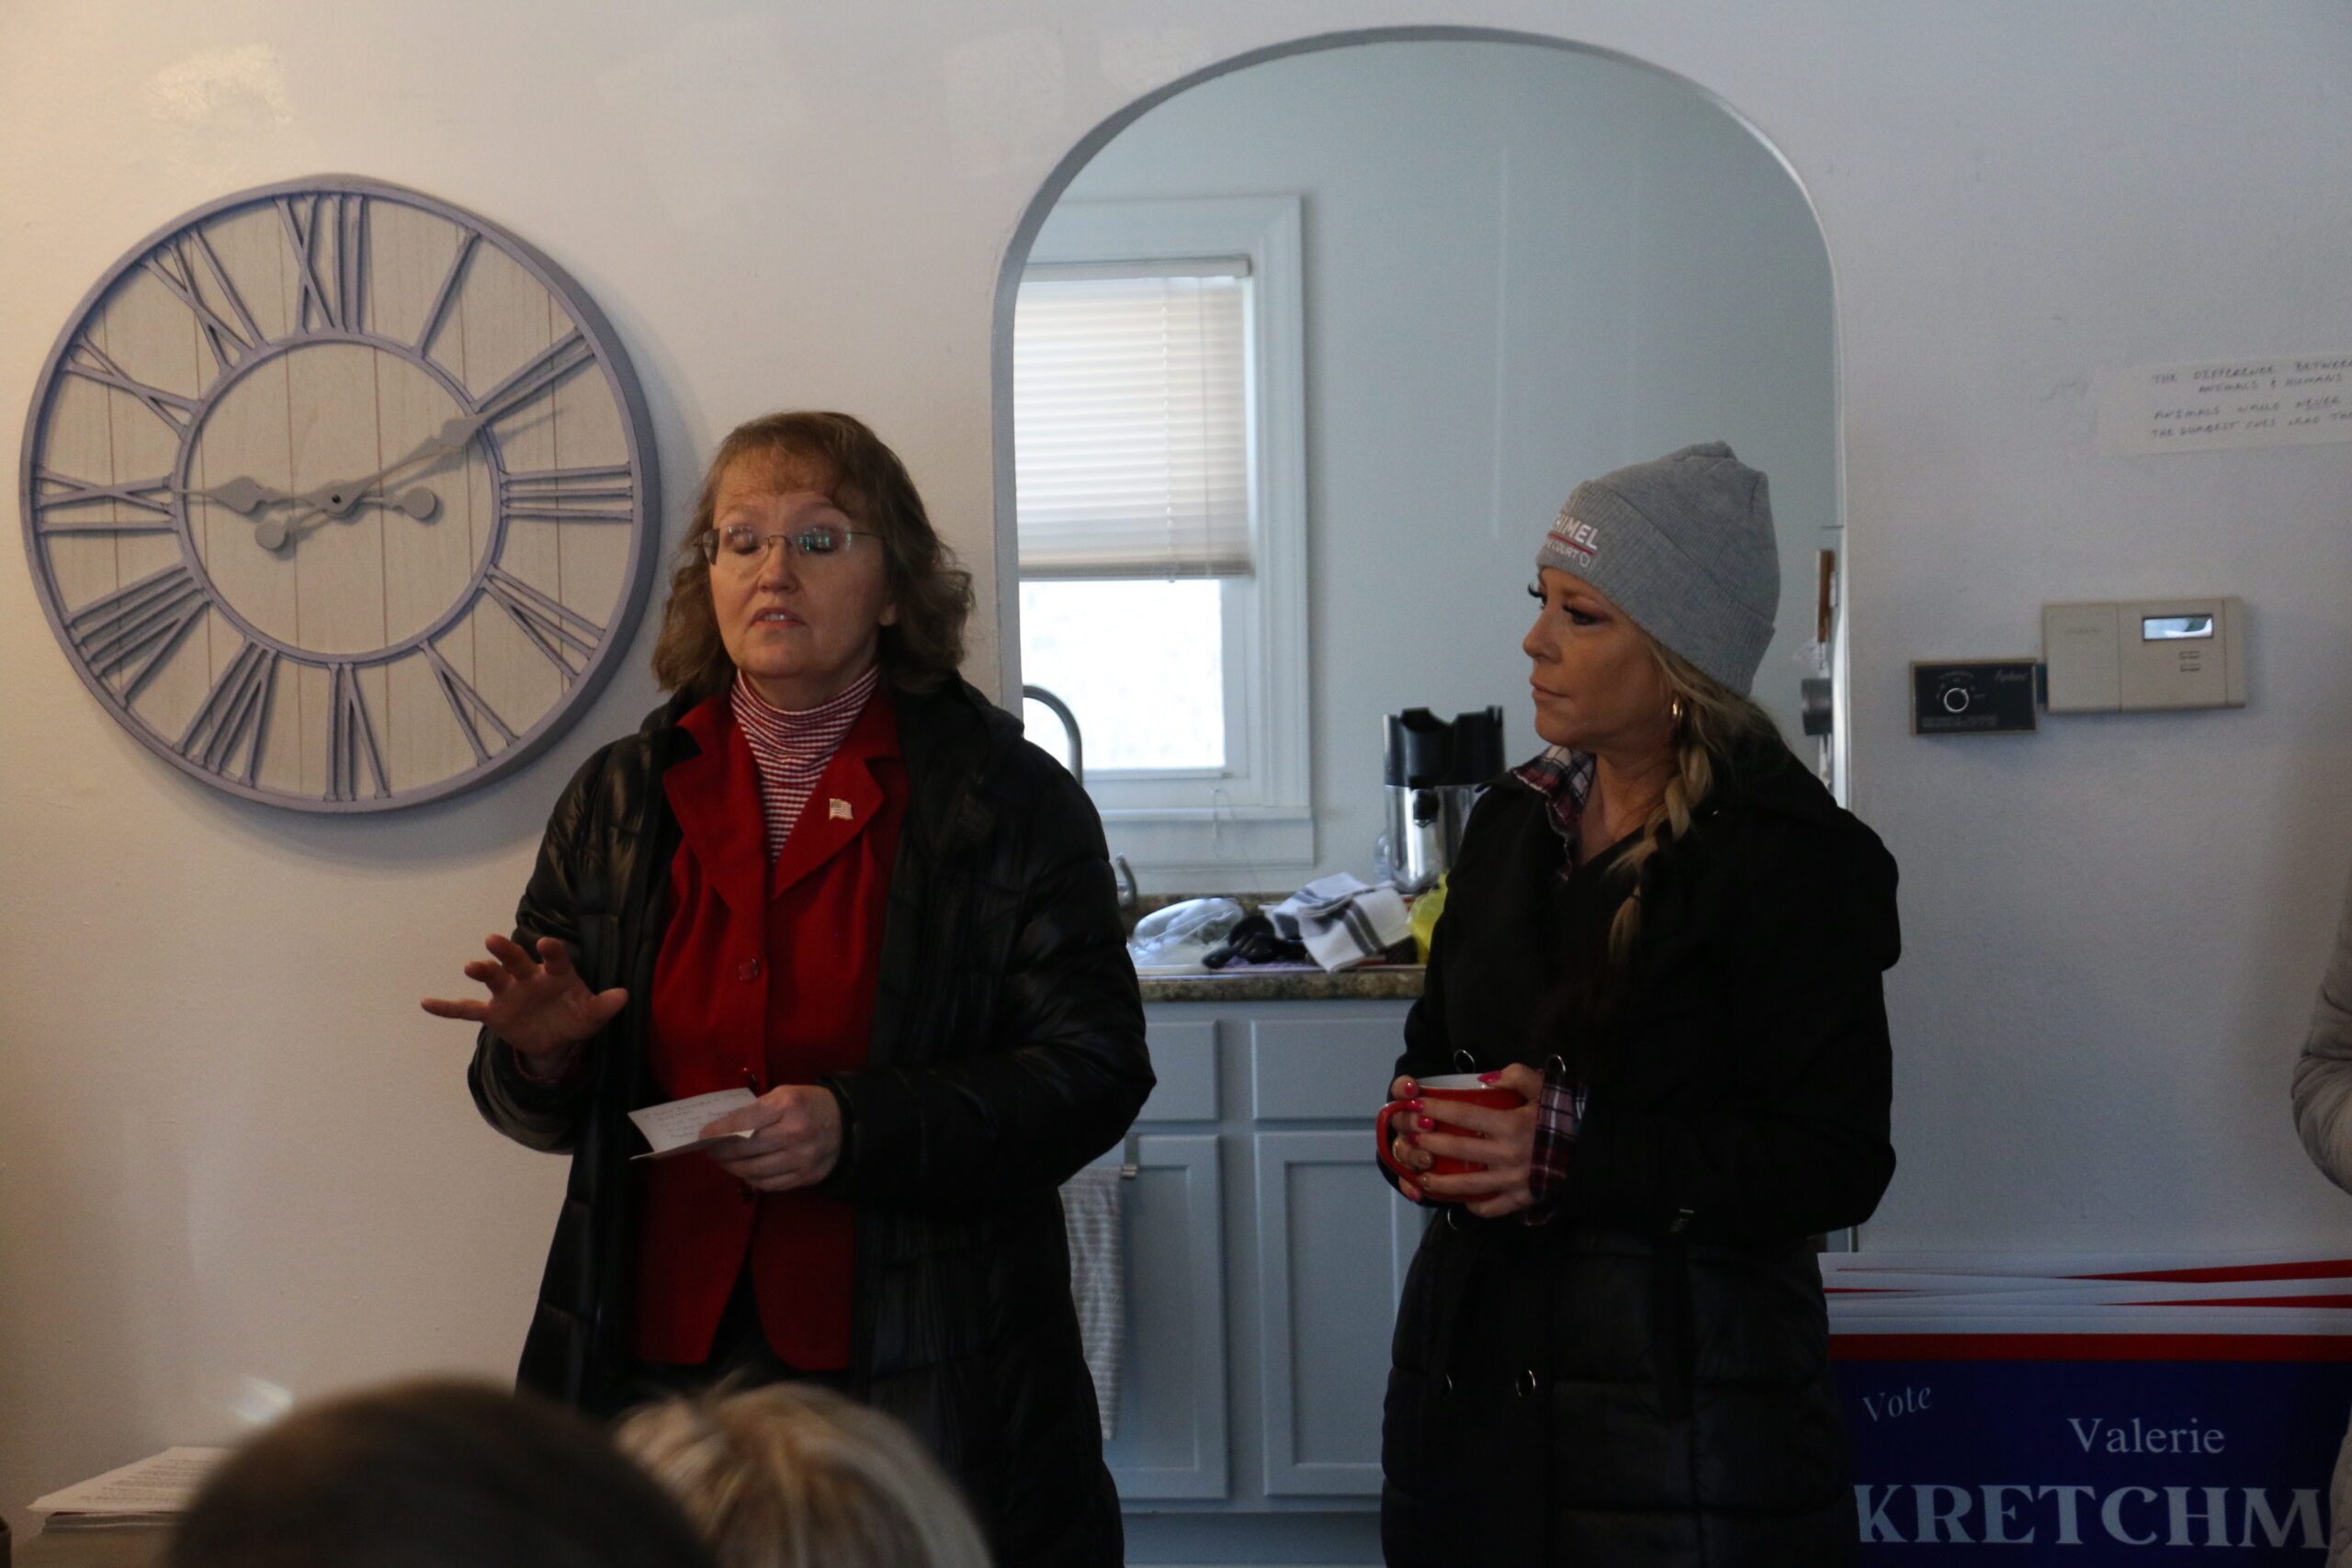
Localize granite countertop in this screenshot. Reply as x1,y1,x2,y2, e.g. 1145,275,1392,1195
1137,964,1424,1003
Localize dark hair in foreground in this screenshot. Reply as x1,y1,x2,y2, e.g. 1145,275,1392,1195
651,411,975,703
169,1379,716,1568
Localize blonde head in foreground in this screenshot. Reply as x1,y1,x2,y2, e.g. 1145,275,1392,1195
616,1382,992,1568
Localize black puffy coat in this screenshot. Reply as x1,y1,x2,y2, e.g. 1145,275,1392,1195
468,677,1152,1568
1382,739,1898,1568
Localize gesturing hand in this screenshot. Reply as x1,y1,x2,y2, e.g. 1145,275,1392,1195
420,934,627,1072
699,1086,842,1193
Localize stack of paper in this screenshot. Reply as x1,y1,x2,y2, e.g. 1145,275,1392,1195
29,1447,229,1531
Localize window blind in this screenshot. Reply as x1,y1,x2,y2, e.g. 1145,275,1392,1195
1014,266,1253,580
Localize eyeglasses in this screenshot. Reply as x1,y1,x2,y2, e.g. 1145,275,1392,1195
696,523,882,570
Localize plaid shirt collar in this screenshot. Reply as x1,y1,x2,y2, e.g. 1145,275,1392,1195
1510,745,1596,857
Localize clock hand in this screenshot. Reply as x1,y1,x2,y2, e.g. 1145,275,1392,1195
185,476,302,515
265,486,442,554
187,475,439,554
259,485,441,553
335,485,441,522
390,486,441,523
299,413,491,518
254,505,328,552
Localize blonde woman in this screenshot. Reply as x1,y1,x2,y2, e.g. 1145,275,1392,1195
1377,445,1900,1567
617,1382,990,1568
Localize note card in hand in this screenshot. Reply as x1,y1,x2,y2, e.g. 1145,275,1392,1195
628,1088,759,1160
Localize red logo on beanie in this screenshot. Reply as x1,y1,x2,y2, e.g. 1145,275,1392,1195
1547,520,1599,558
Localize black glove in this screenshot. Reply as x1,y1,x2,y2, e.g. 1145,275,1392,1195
1203,913,1309,969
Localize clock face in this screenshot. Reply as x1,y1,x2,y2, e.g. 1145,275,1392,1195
19,175,660,811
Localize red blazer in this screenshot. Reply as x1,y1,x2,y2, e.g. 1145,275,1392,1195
630,687,906,1369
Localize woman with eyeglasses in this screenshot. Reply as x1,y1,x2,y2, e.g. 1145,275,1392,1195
424,411,1150,1568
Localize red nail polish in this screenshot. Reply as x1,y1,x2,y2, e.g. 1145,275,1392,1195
1478,1071,1500,1083
1407,1098,1425,1111
1418,1115,1436,1130
1404,1131,1419,1144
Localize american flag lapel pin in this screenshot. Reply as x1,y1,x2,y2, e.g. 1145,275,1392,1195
829,798,854,820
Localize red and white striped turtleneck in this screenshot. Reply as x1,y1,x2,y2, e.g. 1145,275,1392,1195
731,664,882,861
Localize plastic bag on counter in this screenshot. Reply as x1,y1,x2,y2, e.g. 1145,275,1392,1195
1126,897,1245,973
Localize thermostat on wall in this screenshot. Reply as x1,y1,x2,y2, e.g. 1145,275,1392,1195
2042,598,2246,713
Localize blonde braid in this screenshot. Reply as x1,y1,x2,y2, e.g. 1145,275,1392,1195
1604,642,1781,966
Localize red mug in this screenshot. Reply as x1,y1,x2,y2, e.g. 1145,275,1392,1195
1375,1073,1526,1183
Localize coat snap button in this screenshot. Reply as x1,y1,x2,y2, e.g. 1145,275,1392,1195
1516,1370,1540,1398
739,958,762,982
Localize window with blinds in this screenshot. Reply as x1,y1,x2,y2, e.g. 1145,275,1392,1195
1008,195,1306,848
1013,261,1254,581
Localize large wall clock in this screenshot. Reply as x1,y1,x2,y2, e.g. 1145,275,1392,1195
18,175,660,811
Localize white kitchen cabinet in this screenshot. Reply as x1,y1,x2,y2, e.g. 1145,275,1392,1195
1105,998,1420,1563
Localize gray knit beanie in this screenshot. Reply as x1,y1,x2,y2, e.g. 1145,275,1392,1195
1536,442,1778,696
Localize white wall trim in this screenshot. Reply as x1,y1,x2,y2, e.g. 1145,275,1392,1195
1096,807,1315,885
1019,196,1314,876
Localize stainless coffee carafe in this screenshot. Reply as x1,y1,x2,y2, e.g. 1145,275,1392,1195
1383,706,1504,895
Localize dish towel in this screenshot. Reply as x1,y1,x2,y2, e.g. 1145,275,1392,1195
1269,873,1414,971
1059,1164,1126,1440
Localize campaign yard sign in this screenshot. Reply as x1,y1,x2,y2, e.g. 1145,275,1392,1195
1826,1254,2352,1562
1837,1343,2351,1558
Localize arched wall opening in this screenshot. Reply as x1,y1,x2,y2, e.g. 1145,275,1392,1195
991,28,1843,886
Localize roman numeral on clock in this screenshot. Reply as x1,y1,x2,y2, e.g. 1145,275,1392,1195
141,230,265,373
326,661,390,803
29,468,177,533
421,643,516,764
482,567,604,684
277,191,368,335
64,562,209,701
498,464,635,525
177,640,278,784
475,329,593,423
60,338,200,434
415,229,481,358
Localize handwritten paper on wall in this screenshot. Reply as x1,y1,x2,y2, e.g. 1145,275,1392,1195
2098,354,2352,455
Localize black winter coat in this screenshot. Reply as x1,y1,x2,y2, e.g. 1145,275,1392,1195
1382,739,1898,1568
468,677,1152,1568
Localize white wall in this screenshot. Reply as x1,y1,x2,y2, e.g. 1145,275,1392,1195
1045,39,1835,884
3,0,2349,1525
